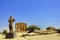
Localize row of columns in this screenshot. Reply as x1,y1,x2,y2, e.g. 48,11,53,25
16,26,26,32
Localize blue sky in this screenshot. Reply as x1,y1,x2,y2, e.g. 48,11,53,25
0,0,60,32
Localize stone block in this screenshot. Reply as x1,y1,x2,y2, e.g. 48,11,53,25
5,33,16,38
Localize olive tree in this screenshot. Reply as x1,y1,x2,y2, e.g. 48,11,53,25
27,25,40,33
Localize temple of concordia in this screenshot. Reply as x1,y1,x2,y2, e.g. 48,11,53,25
15,22,27,32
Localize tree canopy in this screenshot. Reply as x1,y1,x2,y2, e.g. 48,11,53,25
27,25,40,33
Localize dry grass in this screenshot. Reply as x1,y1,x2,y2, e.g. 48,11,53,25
0,33,60,40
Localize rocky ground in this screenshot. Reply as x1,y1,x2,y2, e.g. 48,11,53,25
0,33,60,40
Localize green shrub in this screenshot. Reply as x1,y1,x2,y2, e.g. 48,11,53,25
3,30,8,34
46,26,55,31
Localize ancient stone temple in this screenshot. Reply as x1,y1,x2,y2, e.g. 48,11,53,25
15,22,27,32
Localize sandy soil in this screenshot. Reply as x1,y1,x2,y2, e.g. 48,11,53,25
0,33,60,40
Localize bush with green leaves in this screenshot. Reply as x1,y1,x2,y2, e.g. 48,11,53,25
46,26,55,31
3,30,8,34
